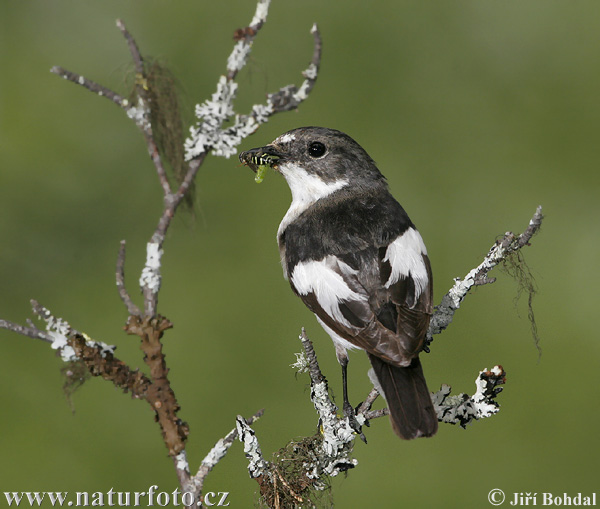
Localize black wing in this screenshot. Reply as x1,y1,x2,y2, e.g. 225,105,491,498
283,190,433,367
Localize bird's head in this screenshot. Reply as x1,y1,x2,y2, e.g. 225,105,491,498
239,127,387,200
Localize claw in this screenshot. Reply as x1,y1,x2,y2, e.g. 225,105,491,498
343,401,367,443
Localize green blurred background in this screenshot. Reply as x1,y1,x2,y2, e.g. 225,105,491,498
1,1,598,507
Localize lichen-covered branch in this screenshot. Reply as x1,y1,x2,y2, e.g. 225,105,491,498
234,207,543,505
0,3,323,507
188,409,264,502
298,329,359,474
236,330,507,507
425,205,543,349
433,366,506,427
184,19,321,160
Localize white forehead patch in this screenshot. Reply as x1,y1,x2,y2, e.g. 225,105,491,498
275,132,296,145
382,227,429,297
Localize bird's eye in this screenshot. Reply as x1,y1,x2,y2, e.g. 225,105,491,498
308,141,326,158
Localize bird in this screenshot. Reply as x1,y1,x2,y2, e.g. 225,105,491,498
239,126,438,440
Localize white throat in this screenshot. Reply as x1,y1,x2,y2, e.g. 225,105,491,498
276,161,348,240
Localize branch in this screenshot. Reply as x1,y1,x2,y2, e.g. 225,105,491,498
433,366,506,427
124,315,189,456
4,1,322,505
116,19,144,75
226,0,271,81
116,240,141,316
183,23,322,160
234,206,543,505
50,66,126,107
0,319,53,344
188,409,264,501
425,205,543,349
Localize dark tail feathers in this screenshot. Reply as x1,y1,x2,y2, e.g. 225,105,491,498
368,354,438,440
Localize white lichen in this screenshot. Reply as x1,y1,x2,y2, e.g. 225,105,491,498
36,305,115,362
139,242,163,293
290,351,309,373
250,0,271,27
184,76,238,159
292,79,311,103
200,438,231,469
185,77,275,160
227,41,253,74
471,369,500,418
49,331,76,362
277,132,296,145
175,451,189,473
491,365,503,376
303,62,318,81
236,417,267,479
126,97,150,132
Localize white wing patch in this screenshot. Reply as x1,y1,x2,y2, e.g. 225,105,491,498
383,227,429,297
291,256,366,328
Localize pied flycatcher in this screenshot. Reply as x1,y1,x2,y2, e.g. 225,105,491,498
240,127,438,440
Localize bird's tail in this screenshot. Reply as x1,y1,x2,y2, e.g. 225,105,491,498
367,354,438,440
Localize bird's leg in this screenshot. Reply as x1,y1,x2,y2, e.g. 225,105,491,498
339,356,367,444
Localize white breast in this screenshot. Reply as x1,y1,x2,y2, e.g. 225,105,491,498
276,162,348,240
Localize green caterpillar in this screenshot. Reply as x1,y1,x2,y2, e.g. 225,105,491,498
254,164,268,183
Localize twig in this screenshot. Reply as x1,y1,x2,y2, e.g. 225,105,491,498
190,409,265,499
116,19,144,75
116,240,141,316
356,387,379,416
237,415,269,479
184,24,322,160
6,0,324,503
50,66,126,107
432,366,506,427
268,23,322,113
298,330,358,475
226,0,271,81
425,205,543,348
0,319,53,343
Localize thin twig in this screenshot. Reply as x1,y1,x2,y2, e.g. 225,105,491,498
363,408,389,421
50,66,125,107
426,205,544,347
191,409,265,499
226,0,271,81
518,205,544,248
356,387,380,416
268,24,321,114
0,319,53,343
116,19,144,75
116,241,141,316
172,451,192,508
116,19,172,196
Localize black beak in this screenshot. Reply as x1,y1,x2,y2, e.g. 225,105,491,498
239,145,282,172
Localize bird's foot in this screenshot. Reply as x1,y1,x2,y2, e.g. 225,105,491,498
343,401,367,444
